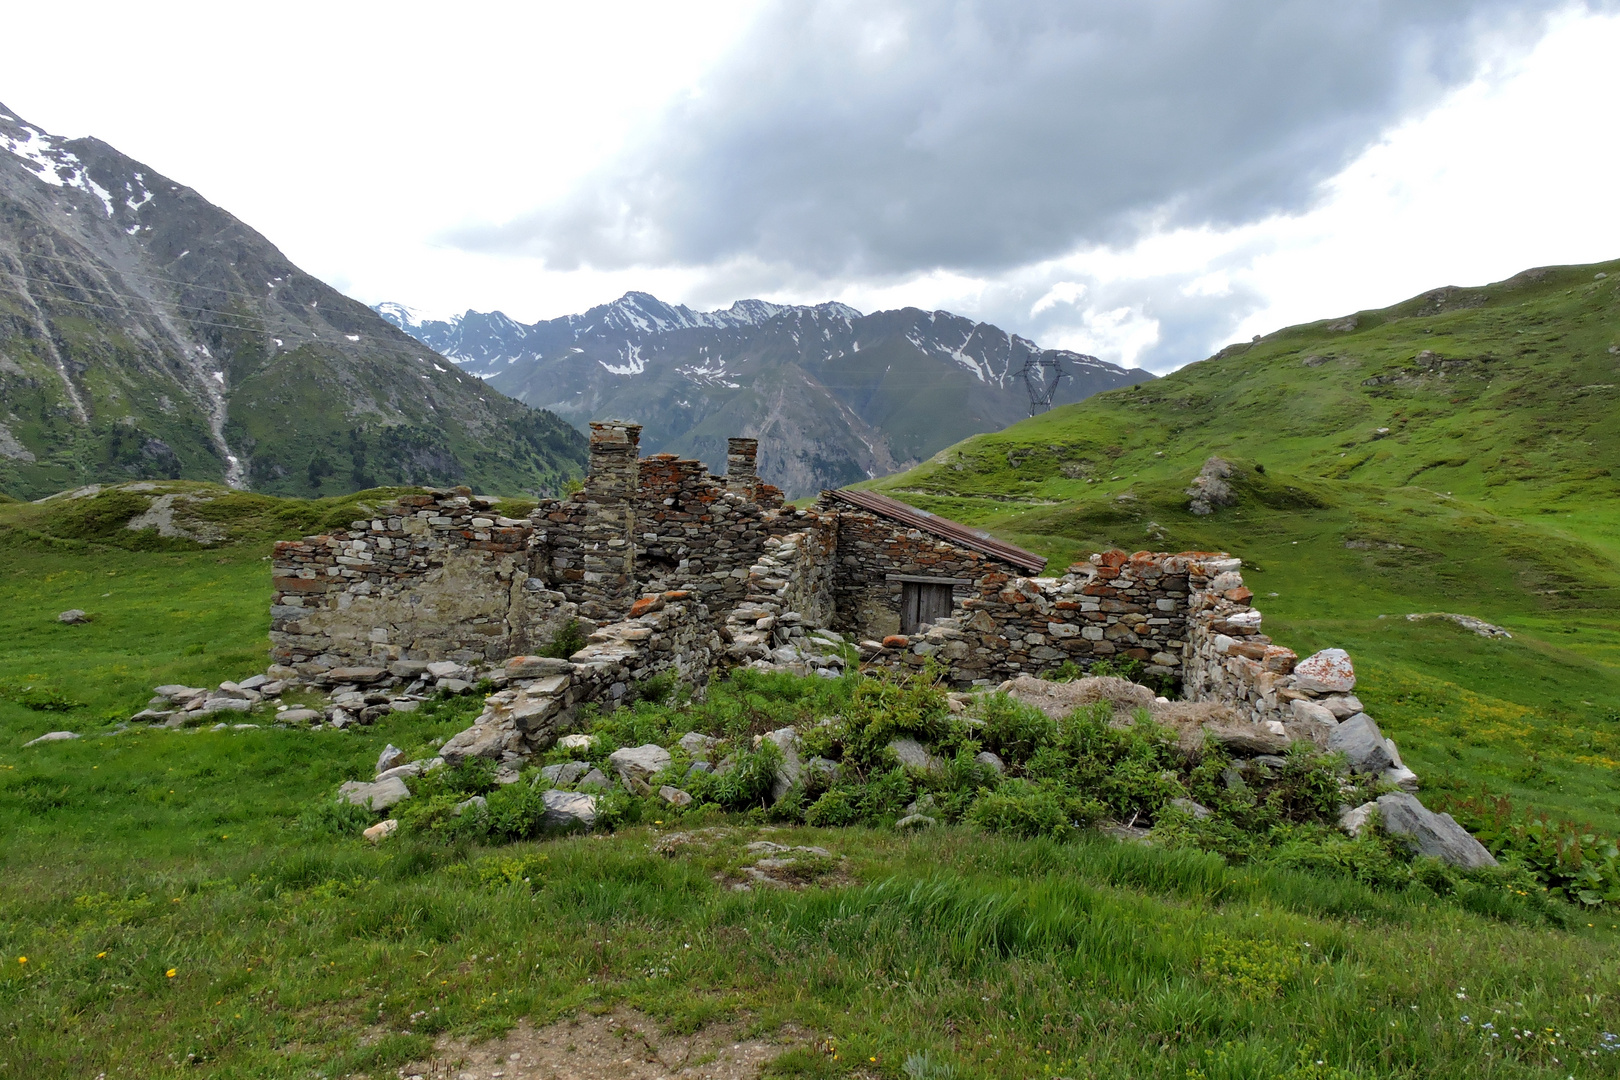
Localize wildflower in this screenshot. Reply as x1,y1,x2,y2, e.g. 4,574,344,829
96,952,107,959
16,957,26,965
166,968,177,978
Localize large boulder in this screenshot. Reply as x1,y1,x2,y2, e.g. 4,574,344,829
1293,649,1356,693
540,789,597,832
888,737,948,776
440,722,520,766
22,731,80,747
608,744,671,793
762,727,803,801
1376,792,1497,869
998,675,1157,719
1326,713,1395,774
339,776,412,811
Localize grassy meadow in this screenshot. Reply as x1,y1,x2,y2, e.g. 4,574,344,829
2,488,1620,1079
5,250,1620,1078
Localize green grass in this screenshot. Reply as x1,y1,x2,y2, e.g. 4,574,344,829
4,253,1620,1077
1,523,1619,1078
871,258,1620,834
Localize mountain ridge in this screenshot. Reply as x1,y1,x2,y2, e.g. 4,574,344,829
0,104,586,500
376,292,1153,495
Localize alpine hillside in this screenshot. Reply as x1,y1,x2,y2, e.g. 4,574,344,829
376,293,1153,496
0,104,586,501
869,257,1620,827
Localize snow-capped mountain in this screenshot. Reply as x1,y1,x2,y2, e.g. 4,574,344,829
376,293,1154,496
0,104,585,499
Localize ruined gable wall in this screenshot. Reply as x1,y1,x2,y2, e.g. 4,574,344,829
270,489,575,673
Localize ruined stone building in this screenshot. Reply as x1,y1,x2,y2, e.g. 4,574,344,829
269,420,1323,731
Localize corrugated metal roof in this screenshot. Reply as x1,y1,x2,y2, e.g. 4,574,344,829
827,488,1048,575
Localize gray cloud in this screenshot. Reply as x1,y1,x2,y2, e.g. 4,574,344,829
459,0,1579,277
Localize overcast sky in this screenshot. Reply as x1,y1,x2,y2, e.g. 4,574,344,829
5,0,1619,372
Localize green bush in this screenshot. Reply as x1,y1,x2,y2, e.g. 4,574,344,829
966,780,1071,839
1437,788,1620,906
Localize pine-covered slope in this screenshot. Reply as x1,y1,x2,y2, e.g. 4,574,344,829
0,104,585,500
378,292,1153,496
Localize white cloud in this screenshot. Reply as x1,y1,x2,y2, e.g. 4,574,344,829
2,1,1615,376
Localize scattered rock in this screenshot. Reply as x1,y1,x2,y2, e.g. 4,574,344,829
452,795,488,817
1168,797,1212,820
608,744,671,793
761,727,803,801
556,733,598,752
658,785,694,807
999,674,1158,719
974,749,1005,775
426,661,475,682
1100,821,1154,844
440,721,521,766
540,760,590,787
376,762,425,783
540,789,597,832
22,731,79,747
577,767,611,792
1376,792,1497,869
888,737,948,775
896,813,937,831
362,819,398,843
338,775,412,811
1293,648,1356,693
1326,713,1395,774
56,609,89,624
130,709,171,723
1406,612,1512,639
1338,801,1376,837
277,708,320,724
376,744,406,775
678,731,717,758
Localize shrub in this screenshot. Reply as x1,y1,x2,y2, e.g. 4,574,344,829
975,692,1055,763
539,618,587,660
1436,788,1620,906
297,797,375,838
967,779,1071,839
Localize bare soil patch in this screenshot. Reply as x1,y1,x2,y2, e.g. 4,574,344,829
399,1008,808,1080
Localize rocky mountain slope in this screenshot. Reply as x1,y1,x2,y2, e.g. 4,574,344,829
0,104,586,500
377,293,1153,495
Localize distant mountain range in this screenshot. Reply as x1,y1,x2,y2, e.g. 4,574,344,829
0,104,585,501
377,293,1154,495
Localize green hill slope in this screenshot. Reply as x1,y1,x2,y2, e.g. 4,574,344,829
870,258,1620,826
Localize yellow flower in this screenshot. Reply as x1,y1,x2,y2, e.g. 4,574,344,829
96,952,107,959
166,968,177,978
16,957,26,965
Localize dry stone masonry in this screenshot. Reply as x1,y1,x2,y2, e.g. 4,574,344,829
242,417,1461,853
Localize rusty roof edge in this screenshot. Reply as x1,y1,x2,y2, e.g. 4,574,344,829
826,488,1048,574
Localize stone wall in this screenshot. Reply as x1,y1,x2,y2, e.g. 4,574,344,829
272,422,805,673
723,518,838,663
865,549,1193,684
439,589,720,768
269,489,576,674
819,500,1013,641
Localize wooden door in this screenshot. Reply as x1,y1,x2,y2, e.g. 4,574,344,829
900,581,954,634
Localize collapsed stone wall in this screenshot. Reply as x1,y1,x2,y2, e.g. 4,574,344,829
271,425,804,674
270,490,576,672
723,520,838,664
866,549,1192,684
438,589,720,770
820,501,1011,641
